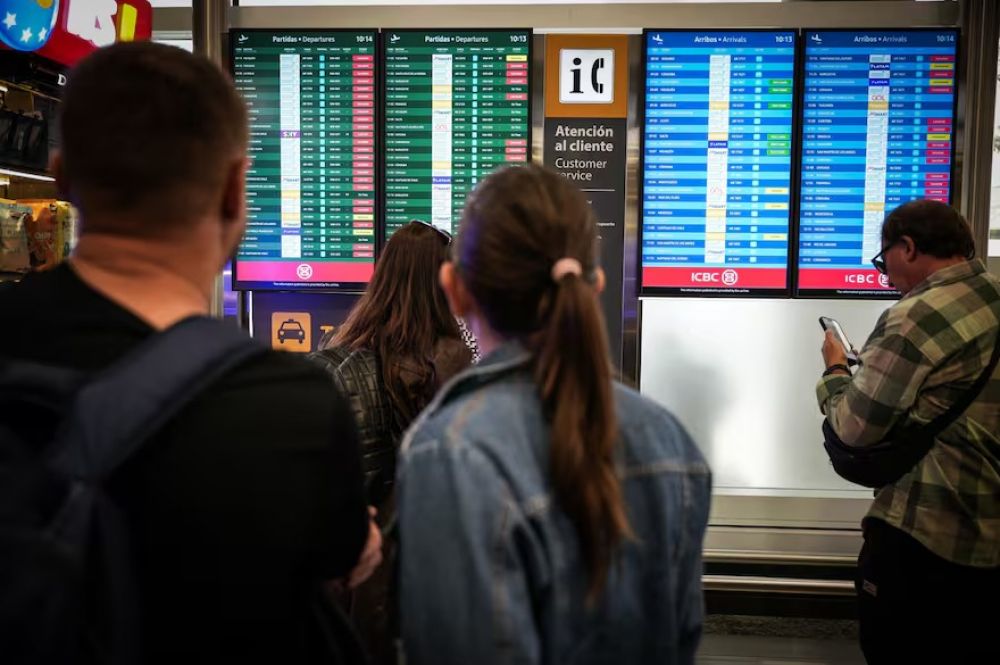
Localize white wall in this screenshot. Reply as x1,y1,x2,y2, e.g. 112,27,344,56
640,297,889,497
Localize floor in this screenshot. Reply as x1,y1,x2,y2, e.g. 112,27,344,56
697,634,865,665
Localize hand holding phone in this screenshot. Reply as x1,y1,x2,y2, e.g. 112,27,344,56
819,316,859,366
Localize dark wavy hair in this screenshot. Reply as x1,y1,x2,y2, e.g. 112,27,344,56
331,221,461,427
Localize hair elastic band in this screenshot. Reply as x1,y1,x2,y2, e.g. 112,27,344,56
551,257,584,282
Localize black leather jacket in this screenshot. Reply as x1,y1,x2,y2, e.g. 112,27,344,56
308,339,472,507
308,339,470,665
308,346,396,507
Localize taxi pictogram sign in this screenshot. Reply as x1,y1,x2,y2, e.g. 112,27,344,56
271,312,312,353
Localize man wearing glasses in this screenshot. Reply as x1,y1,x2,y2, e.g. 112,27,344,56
815,199,1000,663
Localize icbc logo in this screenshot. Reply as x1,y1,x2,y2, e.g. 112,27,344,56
296,263,314,280
878,273,890,288
691,270,739,285
845,273,877,285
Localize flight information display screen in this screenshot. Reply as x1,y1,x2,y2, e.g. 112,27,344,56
797,30,958,297
382,29,531,239
641,30,796,296
231,30,377,290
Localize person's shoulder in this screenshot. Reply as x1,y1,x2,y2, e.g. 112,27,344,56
307,345,376,378
0,268,61,312
881,292,925,337
0,267,112,356
203,348,346,422
613,381,676,426
613,382,710,474
885,270,994,343
225,347,339,393
967,268,1000,310
403,367,536,452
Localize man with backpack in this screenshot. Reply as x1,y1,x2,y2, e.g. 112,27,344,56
0,43,380,664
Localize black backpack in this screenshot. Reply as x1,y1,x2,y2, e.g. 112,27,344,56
0,317,266,665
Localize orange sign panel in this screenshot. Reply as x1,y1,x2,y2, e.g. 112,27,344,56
271,312,312,353
545,34,629,119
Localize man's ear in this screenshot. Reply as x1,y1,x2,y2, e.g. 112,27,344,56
222,157,249,223
218,157,249,260
900,235,918,263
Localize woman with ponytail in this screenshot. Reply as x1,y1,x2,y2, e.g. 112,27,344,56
396,165,711,665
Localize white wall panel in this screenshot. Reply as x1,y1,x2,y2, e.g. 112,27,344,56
640,297,889,496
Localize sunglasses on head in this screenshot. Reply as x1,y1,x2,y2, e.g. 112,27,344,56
411,219,453,244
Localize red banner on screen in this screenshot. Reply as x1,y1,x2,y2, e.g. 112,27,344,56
797,268,896,291
238,261,374,284
642,266,787,289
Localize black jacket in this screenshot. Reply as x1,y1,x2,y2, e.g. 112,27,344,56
308,338,472,507
0,265,369,664
308,347,396,506
308,339,472,665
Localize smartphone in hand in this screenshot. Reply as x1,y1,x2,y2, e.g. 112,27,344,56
819,316,859,366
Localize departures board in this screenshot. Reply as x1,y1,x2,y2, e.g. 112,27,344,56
382,29,531,240
232,29,378,290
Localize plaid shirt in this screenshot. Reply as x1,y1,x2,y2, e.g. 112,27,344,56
816,260,1000,567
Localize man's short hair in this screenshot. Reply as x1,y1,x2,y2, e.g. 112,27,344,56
60,41,248,232
882,199,975,260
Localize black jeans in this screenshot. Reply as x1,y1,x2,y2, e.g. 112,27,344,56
856,518,1000,664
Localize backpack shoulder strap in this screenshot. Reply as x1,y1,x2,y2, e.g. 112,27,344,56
51,317,267,481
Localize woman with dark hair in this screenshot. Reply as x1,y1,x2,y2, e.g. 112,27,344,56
309,220,472,665
396,165,712,665
314,220,472,499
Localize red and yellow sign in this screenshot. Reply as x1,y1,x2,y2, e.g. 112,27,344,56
0,1,152,67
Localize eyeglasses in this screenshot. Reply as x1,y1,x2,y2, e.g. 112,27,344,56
871,242,898,275
871,238,976,275
410,219,453,245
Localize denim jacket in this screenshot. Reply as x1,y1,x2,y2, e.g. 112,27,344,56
397,343,712,665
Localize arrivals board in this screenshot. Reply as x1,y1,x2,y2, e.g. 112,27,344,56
797,29,958,297
641,30,796,296
231,30,377,290
382,29,531,239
